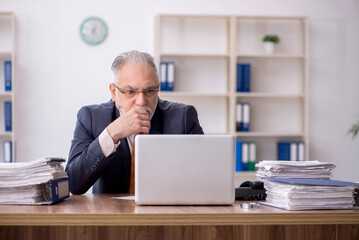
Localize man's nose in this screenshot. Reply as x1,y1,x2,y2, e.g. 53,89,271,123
135,92,146,106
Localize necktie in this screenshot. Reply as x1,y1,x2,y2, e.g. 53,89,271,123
129,134,139,195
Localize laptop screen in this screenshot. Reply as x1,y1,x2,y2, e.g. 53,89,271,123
134,135,235,205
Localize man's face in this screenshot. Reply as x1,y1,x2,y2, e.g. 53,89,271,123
110,63,159,118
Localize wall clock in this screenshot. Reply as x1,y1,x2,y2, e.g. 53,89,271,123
80,17,108,45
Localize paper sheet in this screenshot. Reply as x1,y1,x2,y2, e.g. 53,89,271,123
112,196,135,200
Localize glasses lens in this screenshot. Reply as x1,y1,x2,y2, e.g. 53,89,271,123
144,89,158,97
124,90,136,98
115,83,158,98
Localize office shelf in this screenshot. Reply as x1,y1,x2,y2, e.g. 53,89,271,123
159,92,230,98
235,132,305,137
0,12,15,162
160,53,230,58
235,92,304,98
237,53,305,59
155,14,309,171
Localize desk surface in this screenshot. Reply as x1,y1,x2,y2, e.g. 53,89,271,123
0,194,358,226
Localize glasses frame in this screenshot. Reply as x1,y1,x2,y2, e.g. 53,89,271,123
112,83,159,98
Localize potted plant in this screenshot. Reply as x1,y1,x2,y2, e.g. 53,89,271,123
262,35,280,54
348,120,359,139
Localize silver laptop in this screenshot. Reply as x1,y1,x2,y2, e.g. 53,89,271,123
135,135,235,205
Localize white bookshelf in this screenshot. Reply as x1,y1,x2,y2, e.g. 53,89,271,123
155,15,231,134
0,12,15,162
232,16,309,161
155,15,309,185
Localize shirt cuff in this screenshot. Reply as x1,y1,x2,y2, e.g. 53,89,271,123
99,128,121,157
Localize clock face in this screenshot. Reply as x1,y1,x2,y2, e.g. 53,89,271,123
80,17,108,45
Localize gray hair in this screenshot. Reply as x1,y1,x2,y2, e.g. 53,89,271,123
111,50,158,83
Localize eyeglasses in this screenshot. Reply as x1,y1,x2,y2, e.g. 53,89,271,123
112,83,159,98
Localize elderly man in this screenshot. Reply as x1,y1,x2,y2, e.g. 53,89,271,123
66,50,203,194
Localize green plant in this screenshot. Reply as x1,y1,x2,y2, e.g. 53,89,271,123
262,35,280,44
348,120,359,139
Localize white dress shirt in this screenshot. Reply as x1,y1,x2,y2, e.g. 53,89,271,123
99,128,135,157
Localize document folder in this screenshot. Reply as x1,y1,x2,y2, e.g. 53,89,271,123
0,157,69,205
42,178,70,205
264,178,359,186
261,178,359,210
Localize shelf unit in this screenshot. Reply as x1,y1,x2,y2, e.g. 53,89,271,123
155,15,309,183
0,12,15,162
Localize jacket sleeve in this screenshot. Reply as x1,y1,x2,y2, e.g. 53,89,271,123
184,105,204,134
65,106,114,195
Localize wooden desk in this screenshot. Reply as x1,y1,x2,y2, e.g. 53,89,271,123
0,194,358,240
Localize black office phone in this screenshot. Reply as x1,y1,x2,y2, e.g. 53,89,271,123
235,180,266,200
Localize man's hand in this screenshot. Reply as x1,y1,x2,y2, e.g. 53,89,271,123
106,107,151,143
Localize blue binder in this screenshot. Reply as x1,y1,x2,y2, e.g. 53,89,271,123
4,61,12,91
248,141,257,171
42,178,70,205
236,102,242,131
236,63,243,92
242,64,251,92
166,62,175,91
278,142,290,160
278,142,306,161
236,63,251,92
3,141,12,163
297,142,305,161
235,141,243,172
242,142,249,171
160,62,167,91
159,61,175,91
4,101,12,131
241,102,250,132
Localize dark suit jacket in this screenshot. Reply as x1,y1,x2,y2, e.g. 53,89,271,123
65,99,204,194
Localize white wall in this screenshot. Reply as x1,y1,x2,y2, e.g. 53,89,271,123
1,0,359,181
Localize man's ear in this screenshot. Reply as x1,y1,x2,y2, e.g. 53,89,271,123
109,83,116,102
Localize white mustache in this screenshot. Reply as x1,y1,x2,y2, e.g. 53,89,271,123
136,106,152,115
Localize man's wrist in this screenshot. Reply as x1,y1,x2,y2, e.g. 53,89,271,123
107,124,124,144
99,128,120,157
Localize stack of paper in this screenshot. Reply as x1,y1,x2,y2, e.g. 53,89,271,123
255,160,359,210
0,157,69,205
256,160,336,179
261,178,358,210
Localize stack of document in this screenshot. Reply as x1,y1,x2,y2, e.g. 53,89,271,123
256,160,336,179
255,160,359,210
261,178,358,210
0,157,69,205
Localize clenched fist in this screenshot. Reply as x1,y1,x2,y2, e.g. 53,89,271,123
106,106,152,143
